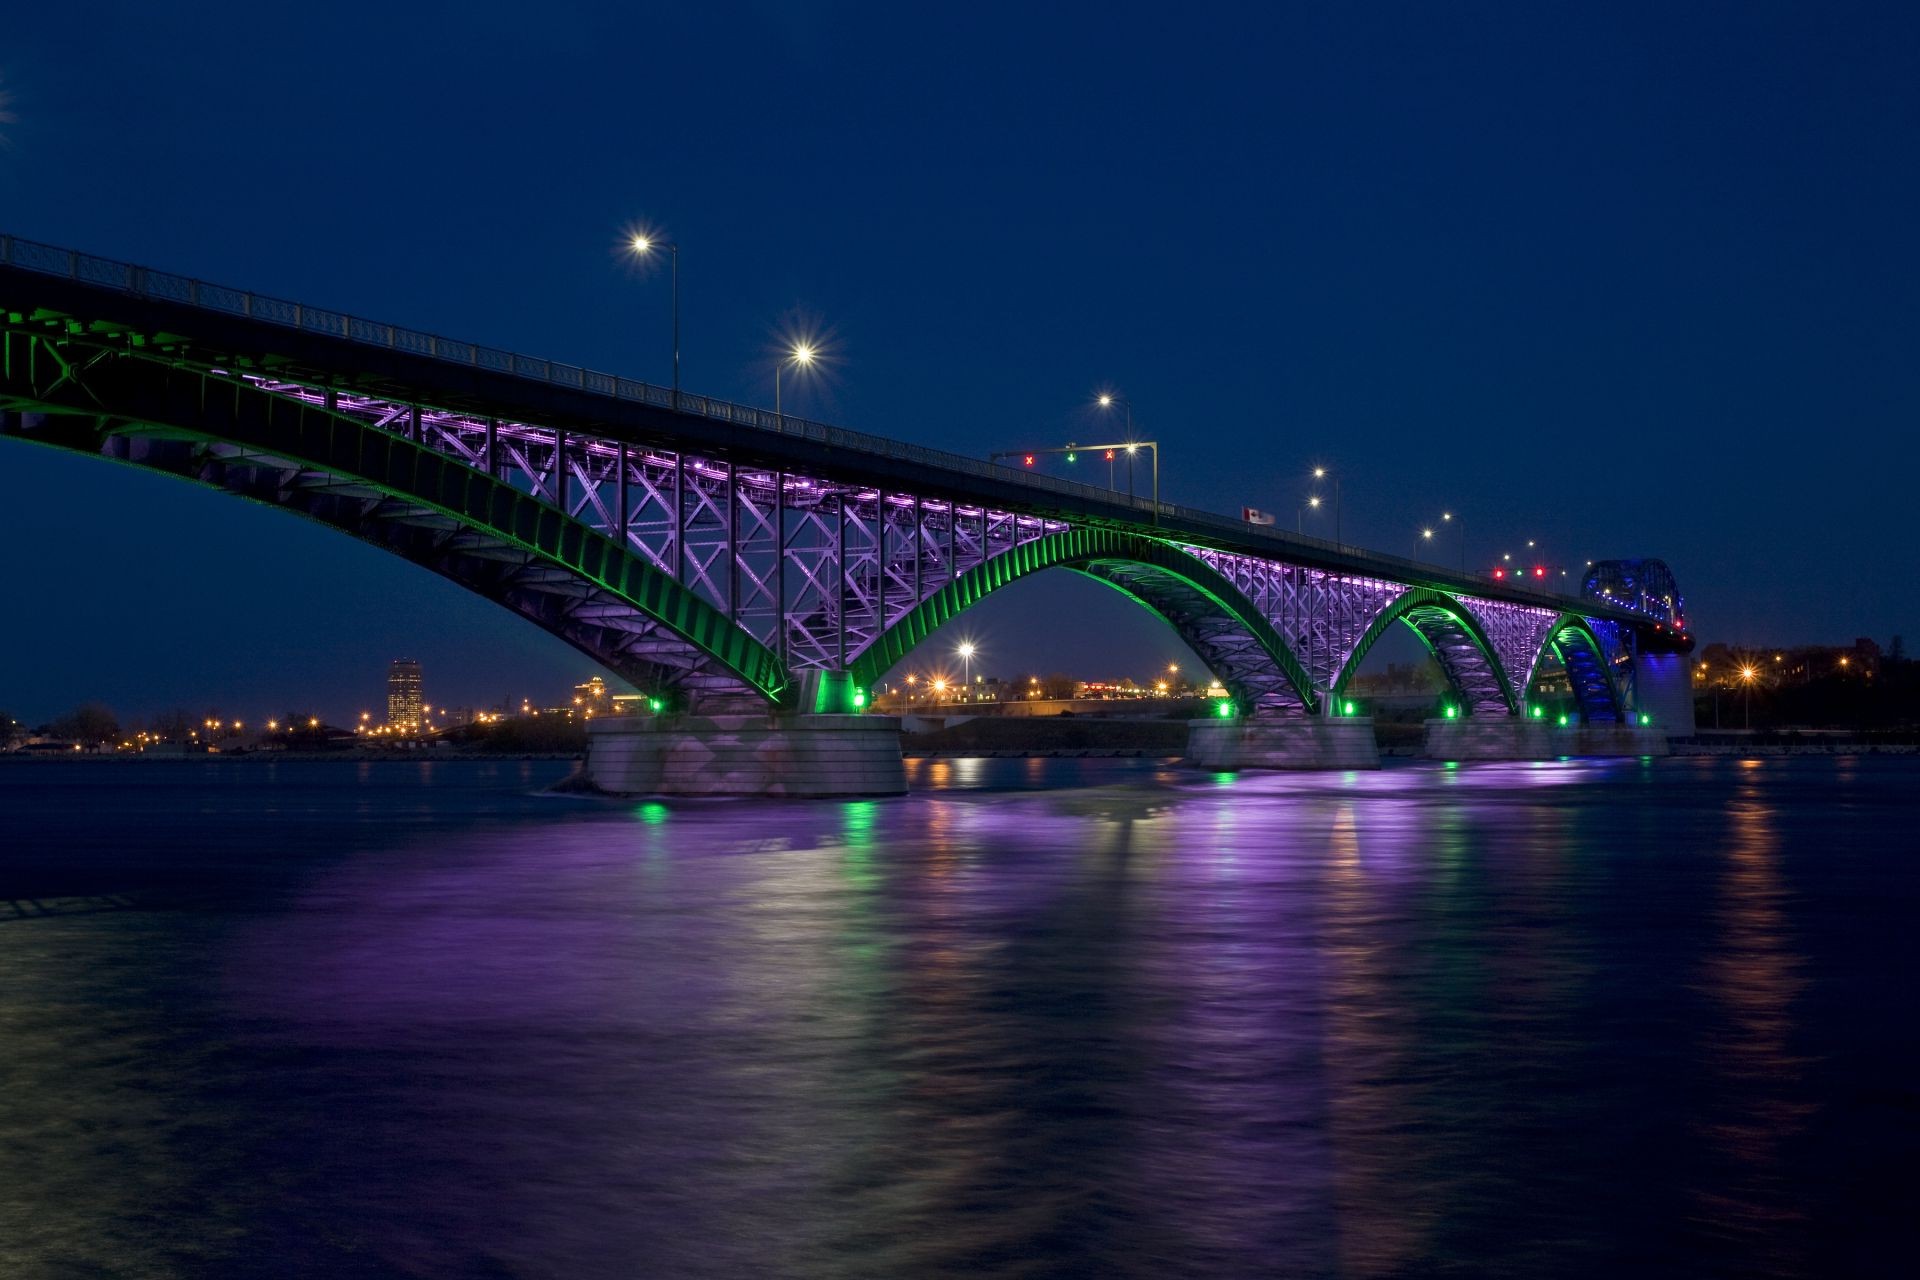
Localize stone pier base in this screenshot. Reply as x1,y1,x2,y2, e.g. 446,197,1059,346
585,713,906,797
1421,717,1670,761
1186,717,1381,771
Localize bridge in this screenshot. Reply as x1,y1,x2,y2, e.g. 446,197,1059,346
0,235,1696,793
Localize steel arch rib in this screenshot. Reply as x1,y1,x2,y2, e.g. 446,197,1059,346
1330,587,1521,715
845,528,1319,712
0,349,788,705
1534,614,1628,721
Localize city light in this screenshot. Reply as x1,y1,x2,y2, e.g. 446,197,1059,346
1216,700,1234,718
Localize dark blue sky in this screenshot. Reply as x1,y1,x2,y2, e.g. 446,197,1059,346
3,2,1916,722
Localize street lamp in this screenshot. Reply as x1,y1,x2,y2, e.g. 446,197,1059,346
1298,493,1322,534
1096,394,1135,498
1095,394,1160,521
627,233,681,407
957,642,976,690
775,341,816,424
1313,466,1343,544
1739,664,1758,730
1441,511,1465,573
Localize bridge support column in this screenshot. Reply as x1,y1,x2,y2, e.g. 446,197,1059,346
584,713,906,797
1186,716,1380,771
1633,653,1697,738
1421,716,1669,761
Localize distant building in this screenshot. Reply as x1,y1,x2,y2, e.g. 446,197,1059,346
387,658,424,728
573,675,612,714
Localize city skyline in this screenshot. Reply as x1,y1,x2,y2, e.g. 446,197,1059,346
3,4,1916,720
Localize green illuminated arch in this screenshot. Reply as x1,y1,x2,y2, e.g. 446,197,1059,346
0,339,788,704
1330,587,1519,715
1528,614,1628,722
846,528,1319,713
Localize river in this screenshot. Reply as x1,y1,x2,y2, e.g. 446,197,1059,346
0,755,1913,1277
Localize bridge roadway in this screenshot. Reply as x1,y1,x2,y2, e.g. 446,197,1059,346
0,236,1695,792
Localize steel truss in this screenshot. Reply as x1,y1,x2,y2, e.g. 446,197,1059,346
0,322,1657,715
237,376,1068,697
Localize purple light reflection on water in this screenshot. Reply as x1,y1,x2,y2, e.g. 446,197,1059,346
0,756,1912,1277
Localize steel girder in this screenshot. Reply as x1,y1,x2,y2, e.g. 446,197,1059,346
845,529,1320,714
1537,615,1629,722
1330,588,1519,715
0,331,787,705
1,316,1653,718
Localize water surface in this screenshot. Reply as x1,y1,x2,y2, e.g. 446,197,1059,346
1,756,1914,1277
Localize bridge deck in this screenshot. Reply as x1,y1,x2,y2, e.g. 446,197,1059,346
0,233,1649,629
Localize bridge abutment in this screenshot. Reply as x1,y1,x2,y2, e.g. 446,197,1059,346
585,713,906,797
1186,717,1381,771
1421,717,1669,761
1633,653,1697,737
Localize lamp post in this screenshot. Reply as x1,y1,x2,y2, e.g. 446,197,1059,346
775,341,817,426
1441,511,1464,573
1096,394,1134,498
627,234,680,407
958,642,976,692
1095,395,1162,523
1313,466,1342,545
1419,526,1435,561
1740,664,1757,731
1298,493,1322,534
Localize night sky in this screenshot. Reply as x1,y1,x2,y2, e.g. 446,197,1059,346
3,3,1916,724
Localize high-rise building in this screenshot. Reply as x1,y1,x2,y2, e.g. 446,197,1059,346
387,658,424,728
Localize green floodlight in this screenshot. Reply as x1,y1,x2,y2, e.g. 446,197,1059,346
852,690,867,709
1557,713,1570,726
1343,700,1356,716
1066,451,1078,463
1444,705,1459,720
1216,700,1235,718
647,697,664,714
1530,705,1544,719
1639,712,1652,726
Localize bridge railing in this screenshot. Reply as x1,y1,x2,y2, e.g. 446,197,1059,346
3,232,1617,618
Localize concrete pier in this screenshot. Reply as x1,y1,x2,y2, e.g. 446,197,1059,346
1634,653,1697,737
585,713,907,797
1186,717,1381,771
1421,717,1670,761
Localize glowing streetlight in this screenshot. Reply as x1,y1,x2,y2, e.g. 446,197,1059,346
1094,393,1159,518
1308,465,1343,543
1440,510,1466,573
775,341,817,424
957,641,976,689
627,231,682,406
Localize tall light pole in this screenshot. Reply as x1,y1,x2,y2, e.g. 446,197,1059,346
958,642,976,693
1442,511,1464,573
1298,493,1322,534
775,341,817,425
1096,394,1135,499
1096,394,1161,523
628,234,680,407
1419,526,1435,561
1314,466,1342,545
1740,664,1757,731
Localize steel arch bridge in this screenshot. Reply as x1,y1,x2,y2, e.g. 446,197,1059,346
0,236,1692,723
